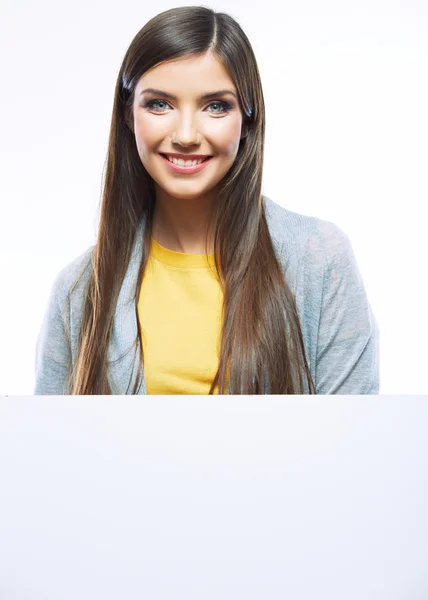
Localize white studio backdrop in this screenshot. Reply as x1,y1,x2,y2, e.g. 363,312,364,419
0,0,427,394
1,395,428,599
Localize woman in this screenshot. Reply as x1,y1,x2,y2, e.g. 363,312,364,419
34,6,379,395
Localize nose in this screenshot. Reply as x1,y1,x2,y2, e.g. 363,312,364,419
171,111,202,146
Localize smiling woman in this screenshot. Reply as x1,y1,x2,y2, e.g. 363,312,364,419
34,6,379,395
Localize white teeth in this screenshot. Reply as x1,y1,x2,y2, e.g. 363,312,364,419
166,155,205,166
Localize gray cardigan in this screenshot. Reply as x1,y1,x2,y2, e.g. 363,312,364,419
34,196,380,395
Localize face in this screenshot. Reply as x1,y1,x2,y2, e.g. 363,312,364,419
130,51,245,205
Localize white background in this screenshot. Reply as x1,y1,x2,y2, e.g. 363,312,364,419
0,395,427,599
1,0,427,394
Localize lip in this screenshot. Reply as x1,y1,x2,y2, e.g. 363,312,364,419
159,153,213,174
163,153,211,160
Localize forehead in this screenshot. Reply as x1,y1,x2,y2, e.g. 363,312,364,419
136,52,236,95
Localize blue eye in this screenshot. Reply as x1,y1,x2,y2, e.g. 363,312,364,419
144,99,169,111
208,101,232,114
143,99,232,114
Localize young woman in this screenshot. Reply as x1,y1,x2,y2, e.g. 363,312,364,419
34,6,379,395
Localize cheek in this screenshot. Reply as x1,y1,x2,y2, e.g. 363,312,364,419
213,120,243,153
133,115,162,150
221,134,242,158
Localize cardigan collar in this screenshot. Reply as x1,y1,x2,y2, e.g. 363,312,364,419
108,215,147,394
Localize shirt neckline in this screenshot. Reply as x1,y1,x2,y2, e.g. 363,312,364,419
150,236,216,269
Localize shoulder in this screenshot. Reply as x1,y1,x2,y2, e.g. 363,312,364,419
49,245,94,303
264,195,352,272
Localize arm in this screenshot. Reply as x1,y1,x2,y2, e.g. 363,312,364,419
34,272,72,395
315,224,380,394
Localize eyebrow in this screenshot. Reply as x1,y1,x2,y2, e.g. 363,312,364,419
139,88,237,100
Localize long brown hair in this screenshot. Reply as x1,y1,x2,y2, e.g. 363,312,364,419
68,6,316,395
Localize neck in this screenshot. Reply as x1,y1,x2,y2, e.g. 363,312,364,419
152,190,217,254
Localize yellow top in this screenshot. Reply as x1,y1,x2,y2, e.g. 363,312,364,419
137,236,226,394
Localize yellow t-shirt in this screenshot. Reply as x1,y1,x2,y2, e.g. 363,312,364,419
137,237,226,394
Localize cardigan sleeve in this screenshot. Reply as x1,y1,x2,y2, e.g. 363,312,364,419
314,224,380,394
34,271,72,395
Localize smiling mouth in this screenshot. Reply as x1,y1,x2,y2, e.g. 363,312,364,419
160,154,212,163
